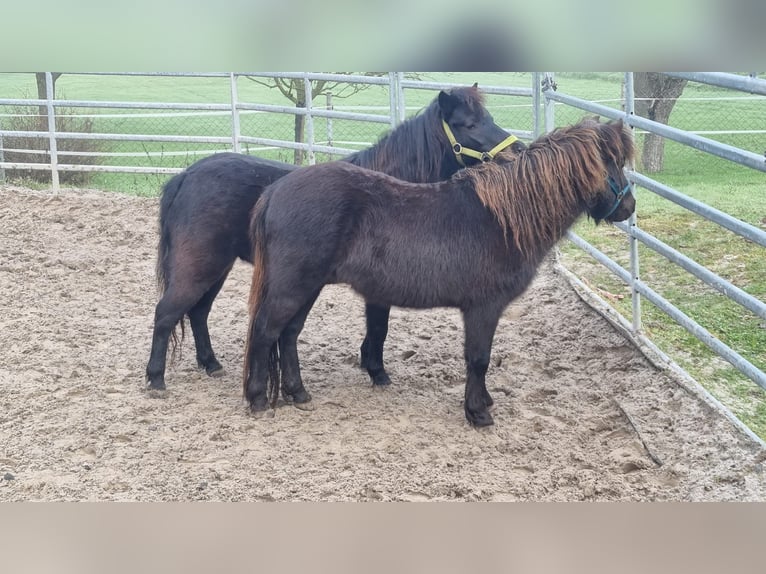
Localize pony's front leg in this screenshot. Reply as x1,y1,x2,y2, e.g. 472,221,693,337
362,303,392,386
461,305,502,427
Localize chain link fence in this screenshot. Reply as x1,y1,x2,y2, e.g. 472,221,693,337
1,72,762,195
0,73,538,194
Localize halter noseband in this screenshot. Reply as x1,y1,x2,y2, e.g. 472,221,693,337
601,175,631,220
442,120,518,166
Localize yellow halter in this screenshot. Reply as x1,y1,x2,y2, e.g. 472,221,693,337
442,120,519,167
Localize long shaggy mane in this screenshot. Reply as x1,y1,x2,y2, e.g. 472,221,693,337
457,119,635,258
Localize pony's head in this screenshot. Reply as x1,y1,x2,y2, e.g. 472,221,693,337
437,83,523,165
584,118,636,223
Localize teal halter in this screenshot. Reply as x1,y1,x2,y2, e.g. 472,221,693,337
601,176,631,220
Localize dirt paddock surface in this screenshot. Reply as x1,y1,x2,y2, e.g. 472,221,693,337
1,185,764,501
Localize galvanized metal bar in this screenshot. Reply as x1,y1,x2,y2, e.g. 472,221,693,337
624,72,641,333
0,130,52,138
243,72,391,85
543,73,556,134
325,92,334,147
613,221,766,320
0,132,5,184
567,229,766,390
396,72,406,124
0,99,234,111
303,73,315,165
237,135,357,156
630,172,766,248
45,72,59,191
0,98,54,106
399,79,533,97
229,73,241,153
554,258,766,449
39,132,235,144
531,73,541,138
2,163,183,174
663,72,766,96
236,102,390,123
543,90,766,172
76,72,231,79
634,278,766,390
565,231,632,284
388,72,399,129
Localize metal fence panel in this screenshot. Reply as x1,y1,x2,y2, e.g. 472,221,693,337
544,72,766,415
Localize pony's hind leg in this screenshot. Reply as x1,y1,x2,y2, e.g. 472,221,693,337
146,285,209,390
187,265,233,377
278,289,322,408
362,303,392,386
461,304,503,427
245,289,320,413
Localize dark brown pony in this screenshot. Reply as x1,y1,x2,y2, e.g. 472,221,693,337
146,84,523,390
243,118,636,426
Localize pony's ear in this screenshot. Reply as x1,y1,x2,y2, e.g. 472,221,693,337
438,90,458,119
472,82,479,89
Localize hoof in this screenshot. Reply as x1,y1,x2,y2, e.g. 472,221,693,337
248,395,270,414
146,378,166,391
466,409,494,428
206,364,224,378
146,388,167,399
282,388,313,408
293,400,315,412
250,408,275,420
198,358,224,377
370,371,391,386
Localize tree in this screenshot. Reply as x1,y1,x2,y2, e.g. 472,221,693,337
633,73,688,173
245,73,417,165
35,73,62,130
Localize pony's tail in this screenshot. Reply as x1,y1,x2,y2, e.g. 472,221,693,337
156,172,187,357
243,197,281,408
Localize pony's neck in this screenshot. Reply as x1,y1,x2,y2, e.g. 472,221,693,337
344,100,454,183
464,126,607,261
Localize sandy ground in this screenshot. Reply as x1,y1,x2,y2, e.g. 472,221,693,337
0,184,764,501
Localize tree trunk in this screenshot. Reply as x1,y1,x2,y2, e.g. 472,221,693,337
634,73,688,173
293,99,305,166
34,73,62,131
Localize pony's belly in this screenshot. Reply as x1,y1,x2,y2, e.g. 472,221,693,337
336,264,463,310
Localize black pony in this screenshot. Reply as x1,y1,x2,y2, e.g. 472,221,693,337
146,84,521,390
243,118,636,426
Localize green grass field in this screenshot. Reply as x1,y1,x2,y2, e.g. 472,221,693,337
553,74,766,437
2,72,765,437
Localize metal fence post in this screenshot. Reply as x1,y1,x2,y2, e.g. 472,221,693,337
396,72,406,124
543,72,556,133
387,72,406,128
45,72,59,191
326,92,333,147
531,72,541,138
388,72,399,128
303,73,315,165
0,132,5,184
624,72,642,333
229,73,241,153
